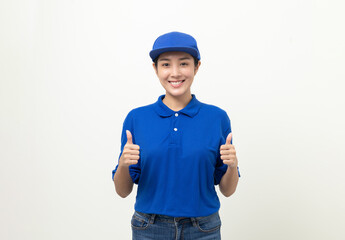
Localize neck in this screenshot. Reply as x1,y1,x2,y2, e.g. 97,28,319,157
163,92,193,111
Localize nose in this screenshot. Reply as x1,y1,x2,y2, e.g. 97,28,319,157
171,65,181,78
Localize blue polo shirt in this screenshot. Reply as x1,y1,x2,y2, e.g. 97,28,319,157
112,94,240,217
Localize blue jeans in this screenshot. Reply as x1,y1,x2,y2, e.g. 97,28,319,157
131,210,221,240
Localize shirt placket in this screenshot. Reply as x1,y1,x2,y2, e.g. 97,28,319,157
170,112,180,145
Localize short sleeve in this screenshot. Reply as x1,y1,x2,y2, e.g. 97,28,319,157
112,111,141,184
214,112,241,185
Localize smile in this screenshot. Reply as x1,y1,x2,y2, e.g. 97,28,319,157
168,80,185,88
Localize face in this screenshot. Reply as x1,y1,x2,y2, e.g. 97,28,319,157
153,51,201,99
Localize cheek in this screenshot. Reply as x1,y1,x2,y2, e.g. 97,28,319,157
186,66,196,74
184,70,195,79
157,71,169,80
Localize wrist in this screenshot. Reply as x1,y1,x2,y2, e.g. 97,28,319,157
228,164,237,170
228,161,238,169
118,162,129,170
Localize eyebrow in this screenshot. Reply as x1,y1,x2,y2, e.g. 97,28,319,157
179,57,192,61
158,57,192,62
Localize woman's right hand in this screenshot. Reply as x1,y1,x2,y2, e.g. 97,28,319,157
118,130,140,167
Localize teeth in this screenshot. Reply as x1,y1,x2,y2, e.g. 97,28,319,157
170,81,183,85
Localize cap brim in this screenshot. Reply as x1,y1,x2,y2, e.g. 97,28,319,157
150,47,200,61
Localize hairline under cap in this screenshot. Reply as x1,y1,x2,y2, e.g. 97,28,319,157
150,47,199,62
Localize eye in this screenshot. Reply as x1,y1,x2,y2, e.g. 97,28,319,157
180,62,188,66
162,63,169,67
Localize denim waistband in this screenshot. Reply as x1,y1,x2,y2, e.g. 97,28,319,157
135,210,219,226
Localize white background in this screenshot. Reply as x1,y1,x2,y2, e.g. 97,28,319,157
1,0,345,239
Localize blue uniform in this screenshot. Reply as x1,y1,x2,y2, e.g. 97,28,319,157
112,94,240,217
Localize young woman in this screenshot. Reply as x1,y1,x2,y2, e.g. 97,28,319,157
112,31,240,240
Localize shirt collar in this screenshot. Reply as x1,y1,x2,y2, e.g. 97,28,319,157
153,94,202,118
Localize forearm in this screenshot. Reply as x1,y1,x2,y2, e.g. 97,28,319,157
114,165,134,198
219,165,239,197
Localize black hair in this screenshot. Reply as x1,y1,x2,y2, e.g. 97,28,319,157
153,55,199,68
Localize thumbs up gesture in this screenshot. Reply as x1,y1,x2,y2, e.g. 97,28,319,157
220,133,238,168
119,130,140,167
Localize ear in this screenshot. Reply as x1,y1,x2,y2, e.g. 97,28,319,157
194,61,201,75
152,62,158,75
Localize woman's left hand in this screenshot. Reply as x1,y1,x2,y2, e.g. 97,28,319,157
220,133,238,168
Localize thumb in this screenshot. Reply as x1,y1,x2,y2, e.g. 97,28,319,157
226,132,232,145
126,130,133,144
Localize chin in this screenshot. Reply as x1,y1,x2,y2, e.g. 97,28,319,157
167,91,189,98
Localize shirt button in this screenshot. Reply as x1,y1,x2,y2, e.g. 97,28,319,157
174,128,178,131
175,113,178,117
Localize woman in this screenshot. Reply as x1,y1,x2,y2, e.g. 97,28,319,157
112,31,240,240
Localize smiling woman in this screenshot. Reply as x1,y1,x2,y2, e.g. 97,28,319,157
153,51,201,110
112,31,240,240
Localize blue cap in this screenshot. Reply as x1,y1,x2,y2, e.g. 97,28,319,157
149,31,200,61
